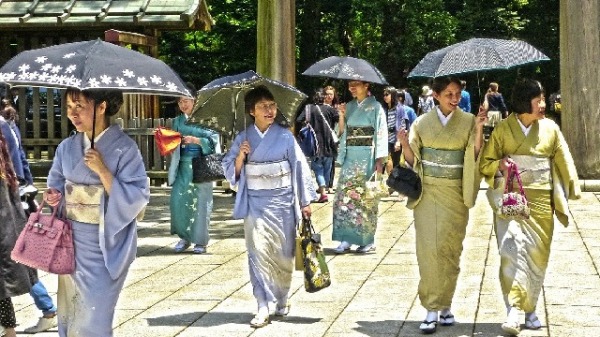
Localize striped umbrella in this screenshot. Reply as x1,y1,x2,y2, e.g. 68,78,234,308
408,38,550,78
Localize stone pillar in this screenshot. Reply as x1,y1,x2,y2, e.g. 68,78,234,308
560,0,600,178
256,0,296,85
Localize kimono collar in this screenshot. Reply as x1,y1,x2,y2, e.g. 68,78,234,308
435,106,454,126
253,123,272,138
83,126,110,151
516,116,533,136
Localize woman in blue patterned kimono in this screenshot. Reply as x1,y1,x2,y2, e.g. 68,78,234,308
222,85,316,328
44,89,150,337
168,94,220,254
399,77,486,334
332,80,388,254
480,79,580,335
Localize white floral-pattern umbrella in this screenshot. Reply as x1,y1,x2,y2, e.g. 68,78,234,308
302,56,388,85
0,39,191,97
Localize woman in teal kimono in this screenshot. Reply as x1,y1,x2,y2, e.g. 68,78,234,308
44,89,150,337
222,85,316,328
332,80,388,254
399,77,486,334
480,79,580,335
168,94,220,254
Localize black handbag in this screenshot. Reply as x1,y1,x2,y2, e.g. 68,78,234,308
191,136,225,184
192,153,225,183
386,166,422,199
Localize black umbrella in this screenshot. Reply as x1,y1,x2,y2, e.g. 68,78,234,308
188,70,307,139
407,38,550,78
0,39,191,148
0,39,191,97
302,56,388,85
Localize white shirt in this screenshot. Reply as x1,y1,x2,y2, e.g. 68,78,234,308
83,127,109,151
516,116,532,136
253,124,271,138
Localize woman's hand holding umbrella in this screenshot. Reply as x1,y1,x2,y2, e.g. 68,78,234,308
84,148,113,194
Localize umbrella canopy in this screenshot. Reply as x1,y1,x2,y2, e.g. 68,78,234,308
188,70,307,137
302,56,388,85
407,38,550,78
0,39,191,97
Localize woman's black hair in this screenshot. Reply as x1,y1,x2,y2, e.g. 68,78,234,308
244,85,275,117
312,90,325,105
431,77,462,94
66,88,124,118
511,79,544,114
383,86,398,109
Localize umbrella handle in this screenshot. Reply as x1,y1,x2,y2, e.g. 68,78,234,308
91,102,98,149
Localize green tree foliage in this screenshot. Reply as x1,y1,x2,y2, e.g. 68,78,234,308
159,0,559,104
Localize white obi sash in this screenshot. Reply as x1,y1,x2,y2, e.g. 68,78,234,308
65,181,104,224
493,155,552,189
245,160,292,190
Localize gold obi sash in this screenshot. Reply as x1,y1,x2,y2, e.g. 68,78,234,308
65,181,104,224
245,160,292,190
421,147,465,179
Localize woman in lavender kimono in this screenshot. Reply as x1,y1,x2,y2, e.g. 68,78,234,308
168,93,220,254
480,79,580,335
43,89,150,337
222,85,316,328
332,80,388,254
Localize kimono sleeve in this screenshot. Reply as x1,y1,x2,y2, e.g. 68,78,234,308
374,106,388,160
100,139,150,279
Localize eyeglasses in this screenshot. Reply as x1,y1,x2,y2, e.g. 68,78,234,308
255,102,278,111
383,93,391,96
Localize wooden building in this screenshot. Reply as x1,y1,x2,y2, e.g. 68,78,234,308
0,0,212,166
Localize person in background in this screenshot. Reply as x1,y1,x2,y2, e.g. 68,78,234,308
400,87,414,108
484,82,508,119
0,114,38,337
296,90,339,203
0,102,58,334
417,85,435,116
458,80,471,113
44,88,150,337
398,91,417,131
332,80,387,254
382,87,407,176
168,84,221,254
398,76,486,334
323,85,340,194
222,85,315,328
480,79,580,336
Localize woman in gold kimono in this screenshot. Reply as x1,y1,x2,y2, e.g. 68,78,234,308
480,79,580,335
398,76,486,334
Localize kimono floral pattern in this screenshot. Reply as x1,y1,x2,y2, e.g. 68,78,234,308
333,165,380,239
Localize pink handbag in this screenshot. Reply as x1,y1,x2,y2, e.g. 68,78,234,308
499,162,530,220
11,200,75,275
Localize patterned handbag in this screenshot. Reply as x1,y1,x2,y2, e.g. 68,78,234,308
191,135,225,183
11,200,75,275
300,218,331,293
498,163,530,220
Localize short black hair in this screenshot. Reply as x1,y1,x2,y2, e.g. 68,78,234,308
431,77,461,94
66,88,124,117
312,89,324,105
510,79,544,114
244,85,275,116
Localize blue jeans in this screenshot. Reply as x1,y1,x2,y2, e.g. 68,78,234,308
311,156,333,188
30,281,57,316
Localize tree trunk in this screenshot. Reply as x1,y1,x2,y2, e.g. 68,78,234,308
560,0,600,178
257,0,296,85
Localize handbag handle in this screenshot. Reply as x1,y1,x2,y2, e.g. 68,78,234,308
504,162,527,197
31,199,61,228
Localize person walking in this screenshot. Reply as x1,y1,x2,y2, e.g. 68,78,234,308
43,88,150,337
382,87,408,175
323,85,340,193
296,90,339,203
168,86,221,254
222,85,316,328
398,76,487,334
417,85,435,116
331,80,388,254
480,79,580,336
0,121,38,337
458,80,471,113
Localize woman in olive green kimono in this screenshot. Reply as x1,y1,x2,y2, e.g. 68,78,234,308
398,76,486,334
480,79,580,335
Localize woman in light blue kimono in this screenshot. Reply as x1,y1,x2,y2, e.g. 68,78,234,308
332,80,388,254
168,94,220,254
222,85,316,328
44,89,150,337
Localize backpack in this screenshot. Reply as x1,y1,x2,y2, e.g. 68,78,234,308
297,106,319,157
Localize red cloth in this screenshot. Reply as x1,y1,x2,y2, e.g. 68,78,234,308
154,127,181,156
